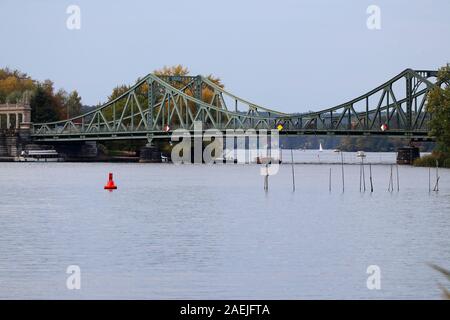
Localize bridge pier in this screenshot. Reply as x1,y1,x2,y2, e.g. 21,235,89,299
139,136,162,163
0,129,31,159
396,146,420,165
139,145,162,163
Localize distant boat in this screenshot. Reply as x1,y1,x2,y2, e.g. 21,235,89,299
319,143,323,152
333,149,341,153
16,150,64,162
356,151,366,158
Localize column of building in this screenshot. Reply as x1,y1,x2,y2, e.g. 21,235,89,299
0,104,31,129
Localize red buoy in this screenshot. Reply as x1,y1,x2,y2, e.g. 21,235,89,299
104,173,117,190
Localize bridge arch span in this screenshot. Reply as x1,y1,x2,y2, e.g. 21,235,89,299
31,69,439,142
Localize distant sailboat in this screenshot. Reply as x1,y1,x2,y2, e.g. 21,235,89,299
319,143,323,152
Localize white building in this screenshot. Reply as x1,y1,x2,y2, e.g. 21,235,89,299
0,102,31,130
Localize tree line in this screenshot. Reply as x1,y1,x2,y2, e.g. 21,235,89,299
0,68,82,123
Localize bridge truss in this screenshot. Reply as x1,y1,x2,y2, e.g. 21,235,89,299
31,69,439,142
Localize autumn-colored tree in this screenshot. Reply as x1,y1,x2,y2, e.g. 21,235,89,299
55,89,83,119
0,68,35,103
154,64,190,77
54,89,68,119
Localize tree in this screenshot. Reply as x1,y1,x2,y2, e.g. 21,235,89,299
41,79,55,95
108,85,130,101
30,86,59,123
53,88,70,119
154,64,189,77
66,90,82,118
0,67,86,123
0,68,36,103
6,91,23,103
427,64,450,154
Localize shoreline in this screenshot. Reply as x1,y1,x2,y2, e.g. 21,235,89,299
0,156,140,163
0,158,413,165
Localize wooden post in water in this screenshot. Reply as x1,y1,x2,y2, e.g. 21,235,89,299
369,163,374,192
290,149,295,192
340,152,345,193
428,167,431,192
329,167,332,192
359,160,362,192
388,164,394,192
359,160,365,192
396,164,400,192
387,165,390,192
264,163,269,191
433,160,439,192
263,148,269,192
361,157,366,192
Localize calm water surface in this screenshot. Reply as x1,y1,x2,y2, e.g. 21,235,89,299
0,151,449,299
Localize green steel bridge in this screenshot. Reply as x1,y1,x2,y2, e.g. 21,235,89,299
31,69,440,143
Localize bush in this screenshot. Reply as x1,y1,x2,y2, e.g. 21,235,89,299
413,154,439,167
413,151,450,168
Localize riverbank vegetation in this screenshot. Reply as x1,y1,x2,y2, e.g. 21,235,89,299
413,151,450,168
413,64,450,168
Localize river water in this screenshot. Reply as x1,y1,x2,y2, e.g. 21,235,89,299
0,151,449,299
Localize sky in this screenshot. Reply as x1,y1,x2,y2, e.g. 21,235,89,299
0,0,449,113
